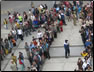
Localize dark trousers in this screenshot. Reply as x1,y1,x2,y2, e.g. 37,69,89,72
57,26,60,33
65,48,70,58
25,30,31,37
1,55,4,61
81,36,86,47
62,19,66,25
19,34,23,40
54,31,57,38
44,51,50,59
13,43,16,46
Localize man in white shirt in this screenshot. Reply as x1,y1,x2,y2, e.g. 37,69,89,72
11,28,17,41
37,30,43,41
17,28,24,41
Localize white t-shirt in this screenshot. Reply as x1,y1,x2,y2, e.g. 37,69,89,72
40,5,43,9
12,30,16,35
82,24,86,28
89,20,93,24
31,15,35,21
64,42,69,46
86,20,90,26
37,32,43,38
37,41,40,46
9,14,13,19
58,14,61,19
87,4,90,8
87,58,90,65
17,29,22,35
82,62,87,70
29,11,31,14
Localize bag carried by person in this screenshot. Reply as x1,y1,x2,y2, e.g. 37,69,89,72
5,49,8,55
12,39,16,46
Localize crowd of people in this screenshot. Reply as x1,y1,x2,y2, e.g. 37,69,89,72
1,1,64,71
74,1,93,71
0,1,93,71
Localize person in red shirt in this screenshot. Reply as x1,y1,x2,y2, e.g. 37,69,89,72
18,57,25,71
33,39,37,46
59,20,63,32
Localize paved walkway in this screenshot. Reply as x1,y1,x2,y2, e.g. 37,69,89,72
42,57,83,71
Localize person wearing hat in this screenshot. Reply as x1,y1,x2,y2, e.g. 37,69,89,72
64,40,70,58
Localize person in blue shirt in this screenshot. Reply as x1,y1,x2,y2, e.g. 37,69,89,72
61,11,67,25
77,6,82,20
30,42,35,52
64,40,70,58
85,39,92,48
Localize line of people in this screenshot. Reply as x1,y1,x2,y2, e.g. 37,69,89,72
75,1,93,71
6,2,66,71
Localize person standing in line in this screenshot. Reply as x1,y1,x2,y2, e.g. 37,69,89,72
11,53,17,67
11,28,17,41
17,28,24,41
18,57,25,71
10,60,17,71
3,18,8,29
24,42,30,57
77,58,83,70
8,34,13,53
72,12,77,26
64,40,70,58
4,38,10,54
37,30,43,41
60,11,67,25
9,14,14,28
18,52,25,71
59,20,63,32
